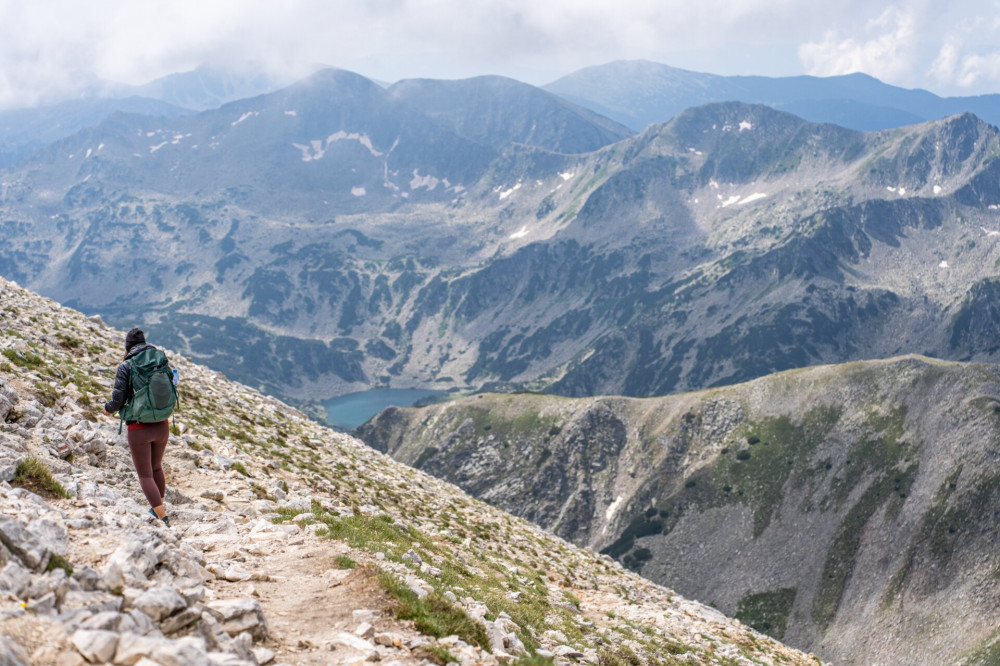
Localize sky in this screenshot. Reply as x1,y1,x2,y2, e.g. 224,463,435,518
3,0,1000,109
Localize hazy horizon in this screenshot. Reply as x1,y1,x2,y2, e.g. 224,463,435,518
5,0,1000,110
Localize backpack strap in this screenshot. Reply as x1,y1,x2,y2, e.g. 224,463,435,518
118,357,136,435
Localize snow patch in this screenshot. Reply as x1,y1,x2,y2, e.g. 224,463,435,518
605,496,624,521
293,131,383,162
933,185,942,195
981,227,1000,237
709,180,720,190
85,148,92,159
498,183,522,200
149,141,167,153
231,111,258,127
687,147,703,155
738,193,767,205
720,195,741,207
939,261,950,268
509,226,529,240
351,186,366,197
97,144,104,151
558,172,575,181
739,120,753,131
410,170,440,191
886,186,907,196
284,110,297,116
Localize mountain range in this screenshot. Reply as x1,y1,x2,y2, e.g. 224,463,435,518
359,355,1000,665
4,66,1000,411
545,59,1000,132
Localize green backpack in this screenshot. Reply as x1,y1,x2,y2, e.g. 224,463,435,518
118,347,178,433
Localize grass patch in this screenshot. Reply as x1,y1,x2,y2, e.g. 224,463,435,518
414,446,439,469
735,588,796,640
45,554,74,576
333,555,357,569
13,457,71,499
2,348,44,369
231,461,250,477
377,570,489,648
598,644,642,666
55,333,83,350
414,644,459,665
34,381,59,408
306,510,552,654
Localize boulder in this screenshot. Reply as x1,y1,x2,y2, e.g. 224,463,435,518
203,598,269,641
131,586,187,622
69,629,119,664
0,515,48,571
0,560,32,597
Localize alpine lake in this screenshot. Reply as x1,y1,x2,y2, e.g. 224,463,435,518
322,388,445,430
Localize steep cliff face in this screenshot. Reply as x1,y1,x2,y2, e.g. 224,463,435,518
359,357,1000,664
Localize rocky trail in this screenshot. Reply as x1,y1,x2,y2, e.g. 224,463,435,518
0,275,822,665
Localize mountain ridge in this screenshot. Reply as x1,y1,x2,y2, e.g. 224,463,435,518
544,59,1000,131
4,93,1000,408
359,354,1000,664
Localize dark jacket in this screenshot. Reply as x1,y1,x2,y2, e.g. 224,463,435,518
104,343,158,416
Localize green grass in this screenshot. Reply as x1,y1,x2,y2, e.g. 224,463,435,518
377,570,489,648
333,555,357,569
231,461,250,477
735,588,796,640
2,348,44,369
281,509,556,654
417,644,459,665
45,554,74,576
13,457,71,499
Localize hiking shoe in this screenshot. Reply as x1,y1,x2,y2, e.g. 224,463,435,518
149,508,170,527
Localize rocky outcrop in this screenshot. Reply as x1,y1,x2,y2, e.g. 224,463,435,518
0,275,818,665
360,356,1000,665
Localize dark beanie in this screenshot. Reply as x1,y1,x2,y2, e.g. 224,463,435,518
125,327,146,352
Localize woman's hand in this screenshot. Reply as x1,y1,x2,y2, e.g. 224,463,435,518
103,408,112,416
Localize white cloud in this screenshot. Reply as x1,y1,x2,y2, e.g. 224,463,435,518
798,6,917,81
4,0,1000,109
929,35,1000,90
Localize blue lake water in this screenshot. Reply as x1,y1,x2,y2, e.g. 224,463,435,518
322,388,444,430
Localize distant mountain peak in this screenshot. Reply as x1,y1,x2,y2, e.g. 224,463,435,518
544,60,1000,133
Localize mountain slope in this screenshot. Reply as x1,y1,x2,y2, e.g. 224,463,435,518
0,275,817,665
388,75,633,154
359,355,1000,665
0,96,192,168
4,94,1000,407
544,60,1000,131
127,64,291,111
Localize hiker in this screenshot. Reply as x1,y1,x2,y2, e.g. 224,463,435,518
103,327,176,527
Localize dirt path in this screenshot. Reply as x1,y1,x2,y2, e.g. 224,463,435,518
167,458,427,665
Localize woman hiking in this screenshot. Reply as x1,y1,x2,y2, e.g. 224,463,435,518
104,327,177,527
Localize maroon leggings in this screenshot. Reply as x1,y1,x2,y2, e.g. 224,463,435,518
127,421,169,508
